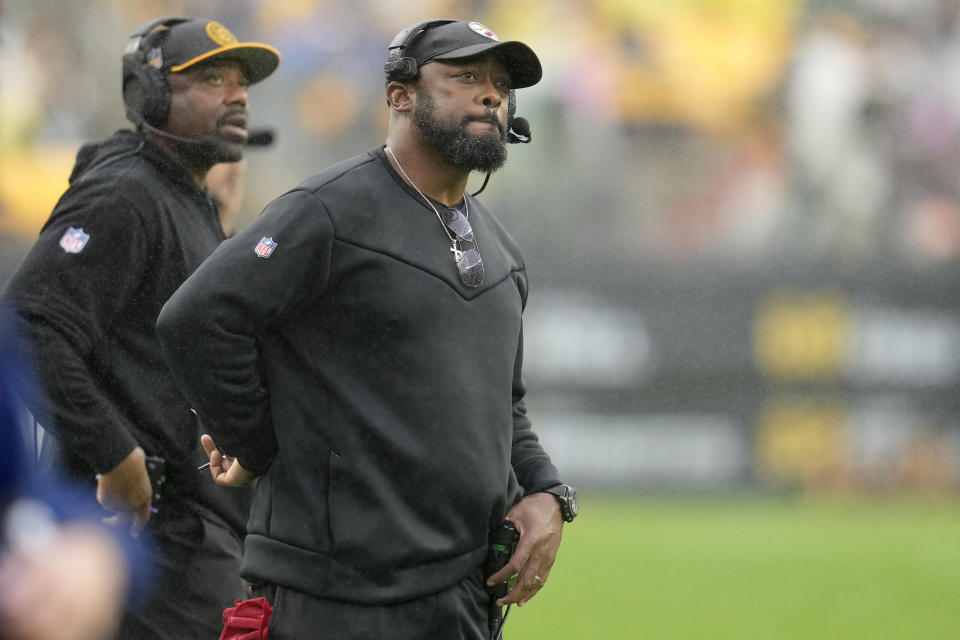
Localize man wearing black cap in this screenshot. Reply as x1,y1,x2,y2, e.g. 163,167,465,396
157,19,577,639
1,17,280,640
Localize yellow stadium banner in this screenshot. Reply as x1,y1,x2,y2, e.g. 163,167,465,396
0,146,75,237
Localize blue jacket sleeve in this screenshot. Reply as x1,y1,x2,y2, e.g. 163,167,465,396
1,317,152,603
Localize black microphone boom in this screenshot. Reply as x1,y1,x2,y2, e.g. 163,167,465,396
140,122,275,148
246,128,275,147
140,121,213,145
506,117,531,144
472,116,533,197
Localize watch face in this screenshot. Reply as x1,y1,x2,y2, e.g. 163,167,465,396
566,486,580,519
547,484,579,522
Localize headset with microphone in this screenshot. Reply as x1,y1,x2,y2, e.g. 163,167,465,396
122,17,273,149
122,17,189,133
384,20,533,194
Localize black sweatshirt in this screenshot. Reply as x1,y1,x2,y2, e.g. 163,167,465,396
2,130,227,499
157,146,562,604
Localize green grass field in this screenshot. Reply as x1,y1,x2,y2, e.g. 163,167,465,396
507,494,960,639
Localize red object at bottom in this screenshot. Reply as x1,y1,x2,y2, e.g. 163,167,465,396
219,596,273,640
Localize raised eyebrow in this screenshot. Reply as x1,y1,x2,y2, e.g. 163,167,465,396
449,65,478,76
440,60,508,86
217,69,251,87
202,62,250,81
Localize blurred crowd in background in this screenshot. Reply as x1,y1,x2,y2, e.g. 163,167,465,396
4,0,960,494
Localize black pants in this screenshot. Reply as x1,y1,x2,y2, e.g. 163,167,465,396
114,497,246,640
256,570,495,640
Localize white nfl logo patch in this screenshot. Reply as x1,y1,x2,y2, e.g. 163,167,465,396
59,227,90,254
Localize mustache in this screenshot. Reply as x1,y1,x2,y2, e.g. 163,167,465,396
216,108,249,128
462,114,504,136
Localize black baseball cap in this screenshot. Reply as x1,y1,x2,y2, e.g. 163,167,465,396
390,20,542,89
134,18,280,84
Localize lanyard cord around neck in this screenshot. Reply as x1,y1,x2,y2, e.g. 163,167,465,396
384,146,470,252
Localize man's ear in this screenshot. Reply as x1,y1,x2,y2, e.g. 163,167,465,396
386,81,414,113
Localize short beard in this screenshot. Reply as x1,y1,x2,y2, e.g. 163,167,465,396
413,89,507,173
173,137,244,166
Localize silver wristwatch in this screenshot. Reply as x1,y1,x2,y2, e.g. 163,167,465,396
543,484,579,523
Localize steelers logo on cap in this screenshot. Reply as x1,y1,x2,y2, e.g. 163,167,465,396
205,21,238,46
468,22,499,41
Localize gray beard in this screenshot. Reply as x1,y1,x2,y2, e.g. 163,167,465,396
413,91,508,173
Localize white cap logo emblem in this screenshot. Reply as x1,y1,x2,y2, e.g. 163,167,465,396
468,22,498,41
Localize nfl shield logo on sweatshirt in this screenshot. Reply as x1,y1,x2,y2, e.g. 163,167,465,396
254,237,277,258
59,227,90,254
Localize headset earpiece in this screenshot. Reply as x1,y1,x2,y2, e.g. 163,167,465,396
122,53,170,127
384,19,457,82
383,57,419,83
122,17,189,128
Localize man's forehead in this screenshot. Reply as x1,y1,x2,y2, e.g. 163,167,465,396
172,58,249,77
430,51,510,73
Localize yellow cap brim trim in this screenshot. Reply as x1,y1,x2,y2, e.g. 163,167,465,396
169,42,281,81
